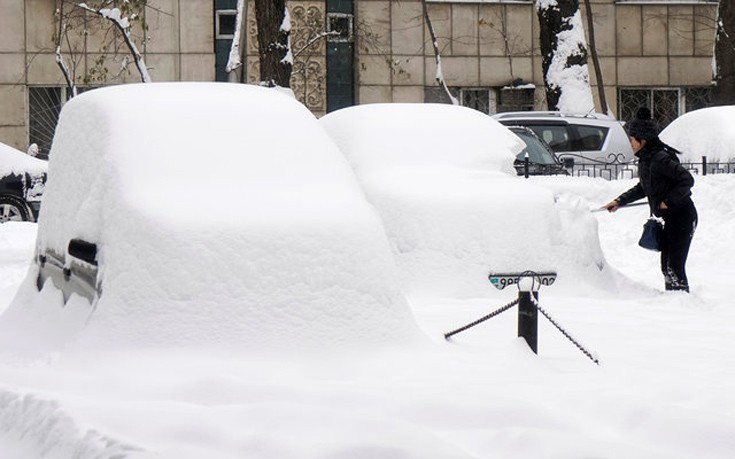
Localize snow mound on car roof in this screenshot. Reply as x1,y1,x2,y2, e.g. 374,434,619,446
0,83,423,354
660,105,735,163
321,103,519,178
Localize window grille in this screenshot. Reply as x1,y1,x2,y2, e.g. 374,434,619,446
684,87,712,112
497,87,534,112
458,87,534,114
28,87,63,159
618,87,713,130
460,89,491,114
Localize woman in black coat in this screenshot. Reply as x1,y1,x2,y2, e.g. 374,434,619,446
603,108,698,292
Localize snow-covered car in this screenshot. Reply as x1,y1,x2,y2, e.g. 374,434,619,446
1,83,422,353
0,142,47,223
660,105,735,173
320,104,609,298
492,111,634,168
509,126,569,176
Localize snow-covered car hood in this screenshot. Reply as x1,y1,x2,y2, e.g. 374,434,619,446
0,142,47,178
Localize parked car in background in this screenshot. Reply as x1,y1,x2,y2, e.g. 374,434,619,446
509,126,569,176
660,105,735,174
0,141,47,223
492,112,635,170
318,103,607,298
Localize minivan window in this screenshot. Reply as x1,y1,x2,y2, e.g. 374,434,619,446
528,125,571,152
574,125,609,150
514,131,557,165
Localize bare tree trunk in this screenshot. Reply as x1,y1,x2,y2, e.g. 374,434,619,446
713,0,735,105
423,1,458,105
582,0,608,114
255,0,293,88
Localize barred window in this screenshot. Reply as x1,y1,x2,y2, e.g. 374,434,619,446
28,87,63,159
497,87,535,113
456,87,535,114
618,87,712,130
460,89,491,114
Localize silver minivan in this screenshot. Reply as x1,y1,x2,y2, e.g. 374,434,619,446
493,111,635,177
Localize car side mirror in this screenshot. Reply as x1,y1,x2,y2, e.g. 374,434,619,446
562,157,575,169
68,238,98,266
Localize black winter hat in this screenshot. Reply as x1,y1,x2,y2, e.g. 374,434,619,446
627,107,659,141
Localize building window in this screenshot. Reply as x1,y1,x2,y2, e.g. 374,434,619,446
458,87,535,114
28,87,99,158
28,87,64,159
618,87,712,130
496,86,535,113
216,10,237,39
684,87,712,112
460,89,491,114
326,13,353,43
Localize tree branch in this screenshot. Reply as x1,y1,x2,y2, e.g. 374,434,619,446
423,1,458,105
77,2,152,83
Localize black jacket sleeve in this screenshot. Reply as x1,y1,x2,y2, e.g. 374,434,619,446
616,183,645,206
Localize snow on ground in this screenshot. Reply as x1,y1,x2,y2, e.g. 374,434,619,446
1,172,734,458
0,94,734,458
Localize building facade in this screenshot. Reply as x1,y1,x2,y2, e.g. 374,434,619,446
0,0,719,156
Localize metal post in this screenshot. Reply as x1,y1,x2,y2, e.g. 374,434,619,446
517,290,538,353
524,153,529,178
702,155,707,176
489,272,556,355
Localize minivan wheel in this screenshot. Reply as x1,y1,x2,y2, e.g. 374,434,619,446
0,195,31,223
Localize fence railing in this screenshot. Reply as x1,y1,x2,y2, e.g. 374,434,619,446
535,154,735,180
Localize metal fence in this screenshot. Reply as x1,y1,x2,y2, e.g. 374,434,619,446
538,154,735,180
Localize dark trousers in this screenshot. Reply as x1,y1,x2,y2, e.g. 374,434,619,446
660,201,698,292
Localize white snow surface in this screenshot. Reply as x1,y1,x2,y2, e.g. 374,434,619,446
0,142,47,178
660,105,735,162
0,96,734,458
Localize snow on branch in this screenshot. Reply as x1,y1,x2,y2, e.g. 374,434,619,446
77,2,152,83
423,1,458,105
55,3,78,97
